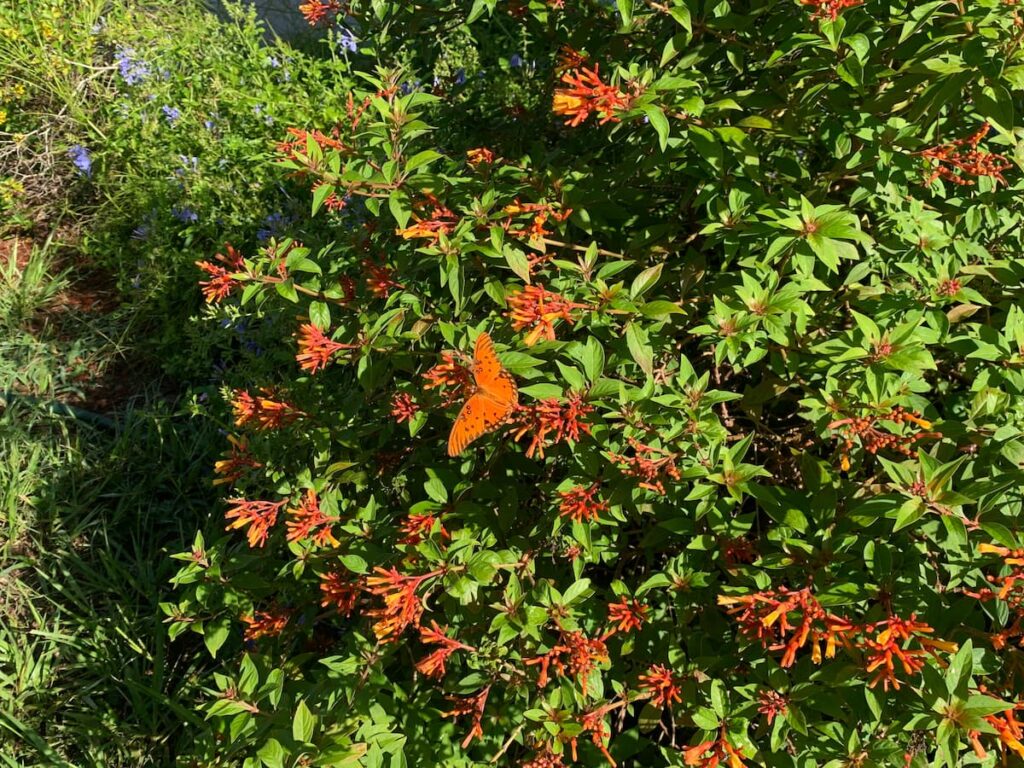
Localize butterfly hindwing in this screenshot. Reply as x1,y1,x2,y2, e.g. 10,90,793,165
447,332,518,456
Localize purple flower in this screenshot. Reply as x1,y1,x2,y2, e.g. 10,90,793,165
172,206,198,223
509,54,523,68
265,55,281,68
115,46,151,85
338,27,357,53
161,105,181,124
68,145,92,177
203,119,215,131
131,223,151,240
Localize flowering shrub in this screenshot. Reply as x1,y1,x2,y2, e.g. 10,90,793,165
173,0,1024,766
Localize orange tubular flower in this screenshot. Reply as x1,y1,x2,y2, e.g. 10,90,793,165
399,512,449,546
510,392,594,459
390,392,420,424
921,122,1012,187
241,608,290,641
296,323,348,374
608,438,681,495
717,586,856,669
422,351,474,407
606,596,648,635
231,388,303,430
285,489,340,547
525,631,608,696
396,193,458,242
861,614,956,691
414,620,476,679
362,259,402,299
799,0,862,21
505,284,584,346
196,244,246,304
364,567,443,642
553,65,634,127
224,498,286,547
440,685,490,748
558,482,608,523
298,0,343,26
639,664,683,709
466,147,495,166
213,434,262,486
319,571,360,616
757,690,788,725
683,726,746,768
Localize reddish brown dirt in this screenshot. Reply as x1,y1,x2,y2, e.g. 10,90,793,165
0,236,33,271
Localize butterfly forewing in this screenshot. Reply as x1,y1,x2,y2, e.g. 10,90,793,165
447,332,518,456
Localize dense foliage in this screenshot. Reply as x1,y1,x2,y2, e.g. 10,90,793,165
171,0,1024,766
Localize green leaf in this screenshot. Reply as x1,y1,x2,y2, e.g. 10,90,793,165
312,183,335,216
625,322,654,378
292,699,316,744
630,262,664,299
309,301,331,331
203,614,231,658
258,739,285,768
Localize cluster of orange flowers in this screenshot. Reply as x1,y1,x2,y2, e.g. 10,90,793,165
399,512,448,546
196,243,246,304
552,65,634,127
500,200,572,241
683,726,747,768
414,620,475,678
466,147,495,167
829,406,936,471
799,0,862,20
963,543,1024,649
440,685,490,748
608,438,681,494
390,391,420,423
505,284,585,345
606,596,648,634
525,630,610,696
284,489,339,547
921,122,1013,187
756,690,788,725
719,586,958,690
510,391,594,458
362,259,402,298
277,125,348,164
638,664,683,709
396,193,459,242
319,571,360,616
241,608,290,642
224,498,286,547
213,434,261,486
298,0,343,26
421,351,474,406
296,323,353,374
231,387,304,430
970,704,1024,762
363,566,444,641
558,482,608,523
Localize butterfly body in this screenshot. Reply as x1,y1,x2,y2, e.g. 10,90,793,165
447,333,518,456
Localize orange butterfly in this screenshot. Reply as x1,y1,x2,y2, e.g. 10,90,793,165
447,332,519,456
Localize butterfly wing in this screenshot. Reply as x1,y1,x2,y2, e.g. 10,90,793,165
447,393,512,456
446,333,519,456
473,332,519,407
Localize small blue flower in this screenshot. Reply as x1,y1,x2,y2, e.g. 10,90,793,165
131,223,150,240
509,54,523,68
171,206,198,223
265,55,281,68
161,105,181,124
115,46,151,85
338,27,357,53
68,145,92,177
454,68,467,86
203,119,215,131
